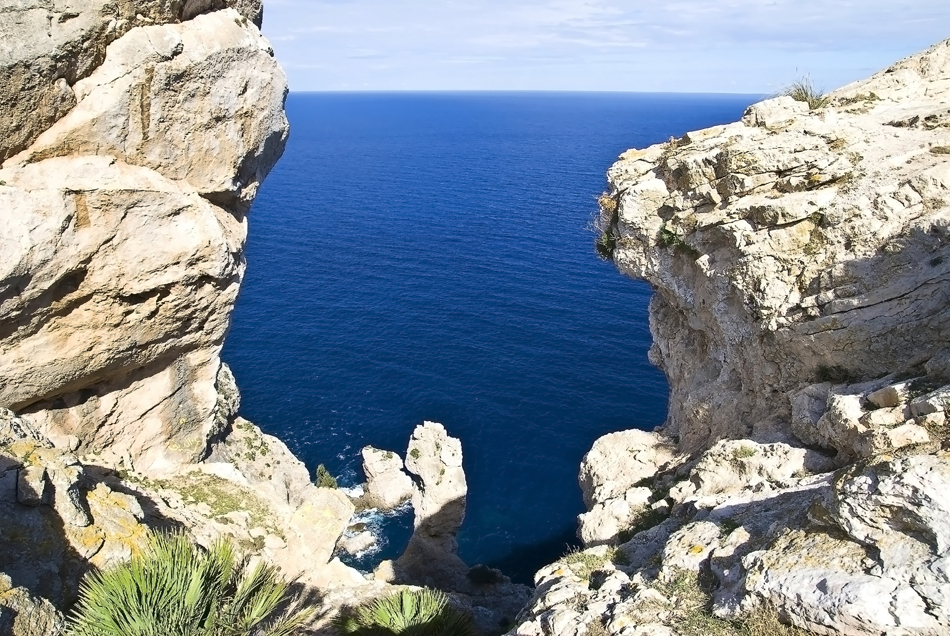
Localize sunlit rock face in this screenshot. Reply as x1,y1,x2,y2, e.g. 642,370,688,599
506,39,950,636
599,39,950,453
0,7,288,474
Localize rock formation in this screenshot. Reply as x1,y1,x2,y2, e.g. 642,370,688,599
0,2,374,630
360,445,414,510
510,38,950,636
394,421,469,588
0,4,287,476
596,39,950,453
367,422,532,634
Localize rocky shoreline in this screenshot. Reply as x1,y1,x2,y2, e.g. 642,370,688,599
2,1,950,634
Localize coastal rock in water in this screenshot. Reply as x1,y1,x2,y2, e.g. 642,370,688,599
0,8,289,475
338,530,376,556
360,446,413,511
387,422,533,632
598,38,950,453
394,422,468,588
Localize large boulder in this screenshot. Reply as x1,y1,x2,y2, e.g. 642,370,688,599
360,446,413,511
0,1,266,165
0,9,288,474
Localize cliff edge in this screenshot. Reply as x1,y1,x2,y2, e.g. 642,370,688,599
601,38,950,453
511,39,950,636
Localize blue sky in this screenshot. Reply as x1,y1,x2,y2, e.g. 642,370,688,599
262,1,950,93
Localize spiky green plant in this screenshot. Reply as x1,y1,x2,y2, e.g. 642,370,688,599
783,78,829,110
334,588,477,636
66,533,312,636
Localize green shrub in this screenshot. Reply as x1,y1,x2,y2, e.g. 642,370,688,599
66,533,312,636
783,78,829,110
732,446,757,460
592,192,620,260
316,464,338,489
334,588,477,636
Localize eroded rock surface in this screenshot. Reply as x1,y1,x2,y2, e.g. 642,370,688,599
598,39,950,452
0,0,266,165
0,7,288,475
360,445,413,511
376,422,532,634
513,40,950,636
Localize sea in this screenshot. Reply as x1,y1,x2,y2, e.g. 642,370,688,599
221,92,760,583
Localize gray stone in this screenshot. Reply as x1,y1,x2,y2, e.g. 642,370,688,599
0,584,65,636
16,468,48,507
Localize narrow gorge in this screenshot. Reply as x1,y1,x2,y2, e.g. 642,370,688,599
1,2,950,635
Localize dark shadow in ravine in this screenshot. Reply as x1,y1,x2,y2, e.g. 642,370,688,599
481,525,581,585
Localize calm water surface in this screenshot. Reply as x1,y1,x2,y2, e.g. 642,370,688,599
222,92,759,582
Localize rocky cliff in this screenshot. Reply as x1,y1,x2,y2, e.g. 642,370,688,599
599,40,950,453
509,39,950,636
0,2,371,632
1,0,284,475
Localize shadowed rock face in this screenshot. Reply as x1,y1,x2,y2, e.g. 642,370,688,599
599,38,950,452
0,8,288,475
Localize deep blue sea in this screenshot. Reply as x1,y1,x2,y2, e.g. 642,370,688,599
222,92,759,583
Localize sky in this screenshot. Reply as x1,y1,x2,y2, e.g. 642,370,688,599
261,1,950,93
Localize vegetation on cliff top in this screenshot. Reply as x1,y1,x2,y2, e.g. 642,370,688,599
67,533,312,636
334,588,477,636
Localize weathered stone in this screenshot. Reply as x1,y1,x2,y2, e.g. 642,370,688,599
0,582,65,636
338,530,376,556
360,446,413,511
867,383,910,409
7,10,289,212
0,7,288,476
579,429,676,508
577,486,652,546
600,38,950,453
16,467,48,507
182,0,263,26
287,488,354,570
394,422,468,588
910,387,950,418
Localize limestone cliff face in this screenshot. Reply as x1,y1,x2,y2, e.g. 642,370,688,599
599,39,950,452
507,40,950,636
0,2,286,474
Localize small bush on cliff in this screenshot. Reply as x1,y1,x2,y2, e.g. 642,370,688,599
316,463,338,488
66,533,312,636
334,588,477,636
592,192,620,260
783,78,829,110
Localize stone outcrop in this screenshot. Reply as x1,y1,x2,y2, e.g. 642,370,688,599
511,38,950,636
0,0,265,165
0,0,372,622
0,576,65,636
360,446,414,510
597,38,950,453
369,422,532,634
0,7,288,475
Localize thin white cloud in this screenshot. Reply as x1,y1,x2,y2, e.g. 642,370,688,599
261,0,950,91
